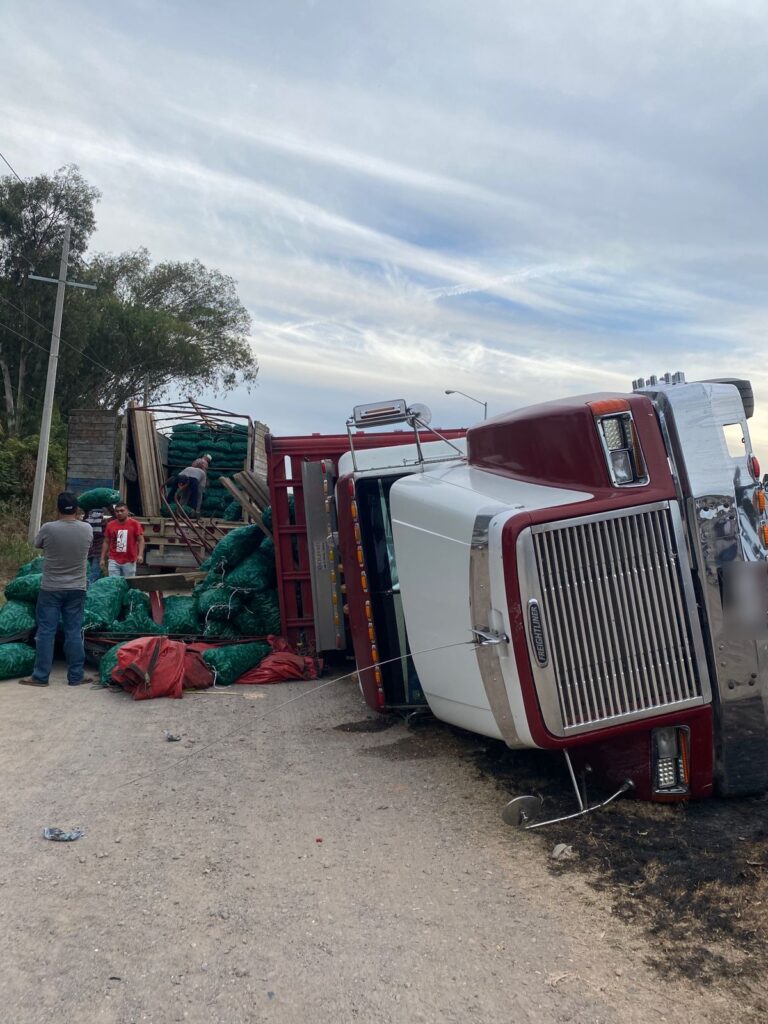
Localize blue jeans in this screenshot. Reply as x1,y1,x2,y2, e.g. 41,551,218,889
173,475,200,511
88,556,102,585
108,559,137,578
33,589,87,684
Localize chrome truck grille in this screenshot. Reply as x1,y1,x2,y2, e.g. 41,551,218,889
519,502,709,736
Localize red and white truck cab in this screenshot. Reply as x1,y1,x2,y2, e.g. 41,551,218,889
322,377,768,808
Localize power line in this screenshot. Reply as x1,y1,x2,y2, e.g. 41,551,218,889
0,148,24,185
0,292,113,376
0,319,52,358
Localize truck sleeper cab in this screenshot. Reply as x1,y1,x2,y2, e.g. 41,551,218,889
331,379,768,803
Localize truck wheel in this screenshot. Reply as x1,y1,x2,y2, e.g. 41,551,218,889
701,378,754,419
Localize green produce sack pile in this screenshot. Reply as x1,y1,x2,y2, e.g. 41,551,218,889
99,642,128,684
122,589,151,616
223,549,275,591
223,501,243,522
0,600,37,638
108,608,166,636
202,641,270,686
77,487,121,512
204,524,263,573
163,596,199,634
5,572,43,603
17,557,44,576
191,523,281,639
198,586,242,622
247,591,282,635
83,577,128,630
0,642,36,679
166,421,250,519
203,621,240,641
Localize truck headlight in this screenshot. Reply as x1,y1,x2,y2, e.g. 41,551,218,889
588,400,649,487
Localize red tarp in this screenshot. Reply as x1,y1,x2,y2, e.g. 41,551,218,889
110,637,215,699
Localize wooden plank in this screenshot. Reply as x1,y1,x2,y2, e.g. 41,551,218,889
220,477,273,541
234,471,270,510
126,571,205,592
131,408,163,517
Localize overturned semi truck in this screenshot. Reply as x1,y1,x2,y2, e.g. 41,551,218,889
300,376,768,820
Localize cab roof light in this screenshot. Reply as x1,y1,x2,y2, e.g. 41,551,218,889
588,398,631,416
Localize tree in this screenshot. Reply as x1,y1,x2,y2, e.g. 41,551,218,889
59,250,258,411
0,165,99,435
0,165,258,437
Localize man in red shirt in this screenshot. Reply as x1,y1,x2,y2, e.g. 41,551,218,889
100,503,145,578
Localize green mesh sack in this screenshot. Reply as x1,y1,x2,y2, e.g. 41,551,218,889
122,589,151,615
0,600,37,637
197,586,242,622
108,609,166,636
163,595,199,634
202,621,241,641
5,572,43,603
0,642,36,679
234,605,261,636
206,525,263,572
202,641,270,686
223,501,243,522
99,642,128,684
224,549,275,591
17,557,44,577
248,590,282,635
83,576,128,630
77,487,122,512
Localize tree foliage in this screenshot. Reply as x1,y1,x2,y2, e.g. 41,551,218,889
0,165,258,438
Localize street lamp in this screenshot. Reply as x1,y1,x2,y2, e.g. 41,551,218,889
445,389,488,421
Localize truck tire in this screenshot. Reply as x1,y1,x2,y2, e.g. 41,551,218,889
701,378,754,419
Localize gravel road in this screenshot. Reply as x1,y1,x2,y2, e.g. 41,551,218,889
0,664,750,1024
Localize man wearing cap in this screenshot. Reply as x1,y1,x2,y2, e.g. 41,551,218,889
19,492,93,688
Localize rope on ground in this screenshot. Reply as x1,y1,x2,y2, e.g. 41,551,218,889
115,637,477,791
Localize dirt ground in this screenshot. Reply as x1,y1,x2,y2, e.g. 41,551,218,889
0,662,764,1024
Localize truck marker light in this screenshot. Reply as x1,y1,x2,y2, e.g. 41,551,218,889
368,625,376,641
588,398,630,416
755,490,766,513
360,571,368,591
347,479,355,497
761,525,768,547
750,455,761,480
354,523,361,543
350,500,358,518
356,545,365,565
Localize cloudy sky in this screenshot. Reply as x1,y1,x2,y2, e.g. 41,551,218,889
3,0,768,452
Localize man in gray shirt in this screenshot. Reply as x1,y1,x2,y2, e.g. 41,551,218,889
19,491,93,688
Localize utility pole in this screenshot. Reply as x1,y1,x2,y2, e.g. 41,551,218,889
27,226,96,542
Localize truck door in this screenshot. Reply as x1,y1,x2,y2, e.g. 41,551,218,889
302,460,347,652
